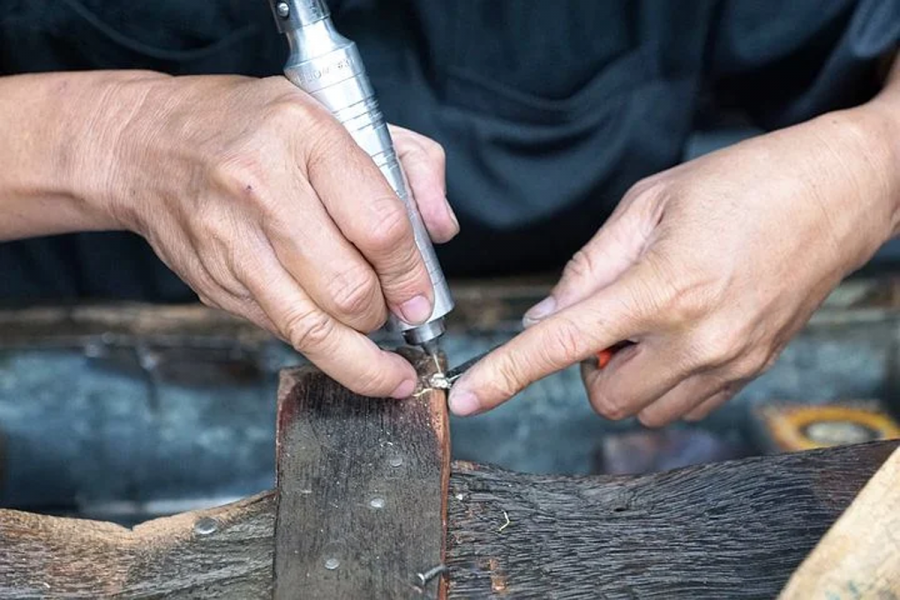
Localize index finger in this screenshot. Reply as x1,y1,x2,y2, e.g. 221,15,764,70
306,127,435,326
242,247,419,399
447,267,654,416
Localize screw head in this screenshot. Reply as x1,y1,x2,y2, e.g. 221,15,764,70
369,497,386,509
324,557,340,570
389,456,403,468
193,517,218,536
276,2,290,18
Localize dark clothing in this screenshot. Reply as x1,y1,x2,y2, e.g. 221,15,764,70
0,0,897,302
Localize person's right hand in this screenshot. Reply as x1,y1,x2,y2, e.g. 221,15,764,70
91,74,458,398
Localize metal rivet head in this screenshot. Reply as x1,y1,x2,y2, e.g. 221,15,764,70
276,2,290,18
324,557,340,570
194,517,218,536
389,456,403,468
369,497,385,509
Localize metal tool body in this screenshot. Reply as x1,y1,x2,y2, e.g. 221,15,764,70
267,0,454,355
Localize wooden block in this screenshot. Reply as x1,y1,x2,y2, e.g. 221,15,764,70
273,350,450,600
780,446,900,599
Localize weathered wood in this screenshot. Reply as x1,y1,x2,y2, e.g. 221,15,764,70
274,353,450,599
445,441,899,599
780,446,900,599
0,492,275,599
0,441,895,598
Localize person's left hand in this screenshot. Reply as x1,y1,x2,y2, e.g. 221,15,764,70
448,104,900,425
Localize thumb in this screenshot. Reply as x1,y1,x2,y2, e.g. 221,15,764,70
523,194,659,327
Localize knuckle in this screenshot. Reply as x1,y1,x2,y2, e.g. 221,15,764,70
194,208,234,250
589,388,630,421
355,363,396,396
732,346,773,378
211,155,268,203
266,92,322,129
688,326,746,369
491,355,526,400
623,175,666,203
544,317,583,365
660,280,710,328
563,249,598,284
328,266,383,322
303,118,351,167
365,197,413,254
283,308,335,351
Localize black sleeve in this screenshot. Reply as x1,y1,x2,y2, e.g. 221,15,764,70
708,0,900,129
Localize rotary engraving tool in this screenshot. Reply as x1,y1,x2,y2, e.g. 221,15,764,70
266,0,454,363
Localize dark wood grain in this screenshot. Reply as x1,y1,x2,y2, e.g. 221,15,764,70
445,441,899,599
273,353,450,600
0,442,895,598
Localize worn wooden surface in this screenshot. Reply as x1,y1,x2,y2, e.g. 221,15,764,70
780,446,900,599
274,355,450,600
0,441,895,598
0,492,275,599
445,441,899,599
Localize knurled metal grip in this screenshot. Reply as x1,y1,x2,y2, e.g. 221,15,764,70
267,0,453,345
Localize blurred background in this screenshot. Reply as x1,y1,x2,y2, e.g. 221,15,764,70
1,0,898,526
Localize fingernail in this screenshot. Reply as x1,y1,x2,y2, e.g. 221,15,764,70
523,296,557,327
449,389,481,416
400,295,433,325
391,379,416,399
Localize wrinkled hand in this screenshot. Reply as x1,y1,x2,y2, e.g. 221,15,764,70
450,107,899,425
96,75,456,398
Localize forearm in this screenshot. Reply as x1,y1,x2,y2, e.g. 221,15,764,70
848,51,900,239
0,70,166,241
767,51,900,274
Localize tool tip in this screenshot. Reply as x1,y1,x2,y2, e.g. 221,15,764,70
420,338,440,357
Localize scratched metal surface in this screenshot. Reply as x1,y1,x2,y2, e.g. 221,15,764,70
0,278,898,522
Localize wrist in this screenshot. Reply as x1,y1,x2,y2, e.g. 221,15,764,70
69,70,173,233
862,92,900,238
0,71,170,239
800,102,900,271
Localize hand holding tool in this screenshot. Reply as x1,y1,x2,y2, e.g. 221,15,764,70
266,0,454,361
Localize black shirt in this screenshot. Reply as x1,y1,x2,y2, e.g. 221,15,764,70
0,0,897,301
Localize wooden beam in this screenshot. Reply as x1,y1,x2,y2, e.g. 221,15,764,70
0,492,274,599
0,441,895,598
273,352,450,599
444,441,898,598
780,446,900,598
